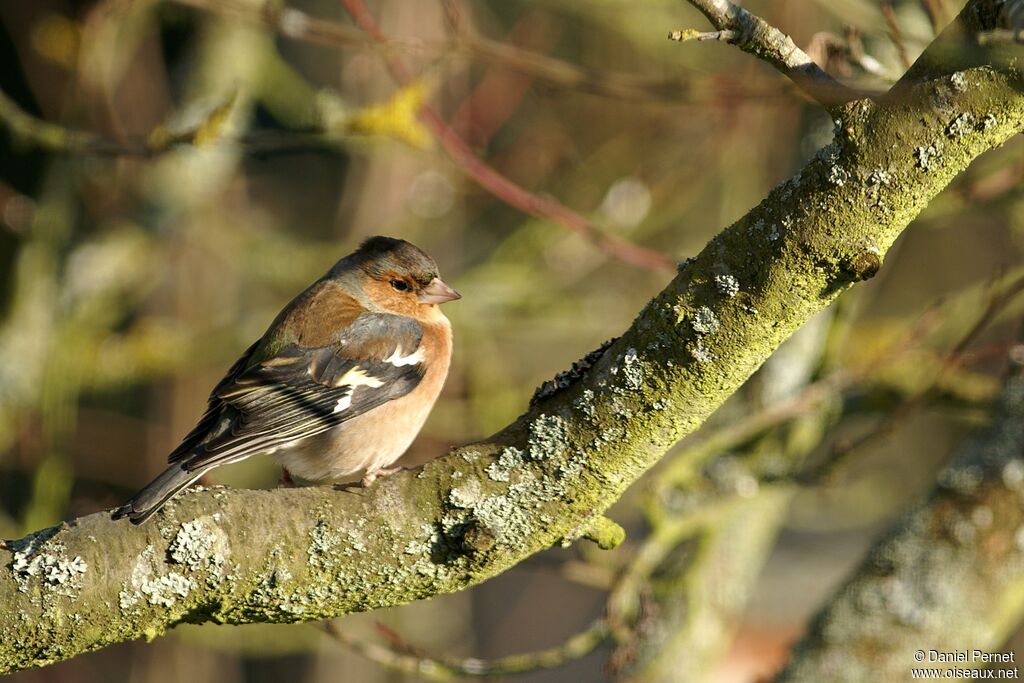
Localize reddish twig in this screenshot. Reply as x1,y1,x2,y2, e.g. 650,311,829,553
919,0,949,35
881,1,914,71
339,0,676,272
450,12,560,148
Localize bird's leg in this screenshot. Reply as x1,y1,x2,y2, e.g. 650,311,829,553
278,468,296,488
361,465,404,488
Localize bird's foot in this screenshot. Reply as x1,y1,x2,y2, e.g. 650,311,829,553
278,468,296,488
361,465,403,488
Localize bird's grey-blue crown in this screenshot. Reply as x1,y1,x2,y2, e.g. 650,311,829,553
353,236,439,284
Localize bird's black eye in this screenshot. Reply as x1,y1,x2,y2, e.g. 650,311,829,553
390,279,410,292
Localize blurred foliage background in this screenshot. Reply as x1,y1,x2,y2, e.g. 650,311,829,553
1,0,1023,681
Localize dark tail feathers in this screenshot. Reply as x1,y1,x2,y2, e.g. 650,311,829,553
112,463,206,525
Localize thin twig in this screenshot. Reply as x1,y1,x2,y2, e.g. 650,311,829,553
806,270,1024,483
775,338,1024,682
604,508,714,646
843,26,896,82
0,87,345,157
320,618,609,679
0,6,676,271
0,89,141,155
679,0,862,108
881,1,914,70
668,28,738,43
339,0,677,272
448,12,559,148
920,0,949,35
173,0,370,47
465,31,698,102
168,0,721,103
977,29,1024,45
803,30,895,83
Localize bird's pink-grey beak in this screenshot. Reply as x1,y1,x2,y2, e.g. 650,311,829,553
418,278,461,304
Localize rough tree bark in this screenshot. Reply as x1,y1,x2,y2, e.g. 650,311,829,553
1,0,1022,674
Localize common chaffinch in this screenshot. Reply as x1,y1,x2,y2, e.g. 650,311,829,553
113,236,460,524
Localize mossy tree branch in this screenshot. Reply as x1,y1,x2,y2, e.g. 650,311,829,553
1,0,1022,674
615,314,834,681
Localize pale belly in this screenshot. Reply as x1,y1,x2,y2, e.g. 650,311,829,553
271,372,444,484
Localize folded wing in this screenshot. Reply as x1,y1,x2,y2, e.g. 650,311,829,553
168,312,425,471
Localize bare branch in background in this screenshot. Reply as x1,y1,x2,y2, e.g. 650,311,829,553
0,88,145,155
0,86,358,156
338,0,677,272
802,29,895,84
977,28,1024,44
170,0,716,103
0,3,678,272
776,345,1024,682
882,1,915,70
322,618,609,680
806,271,1024,483
920,0,951,35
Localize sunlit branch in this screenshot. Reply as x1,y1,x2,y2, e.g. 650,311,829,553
677,0,863,108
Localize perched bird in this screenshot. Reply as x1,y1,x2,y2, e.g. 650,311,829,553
113,236,460,524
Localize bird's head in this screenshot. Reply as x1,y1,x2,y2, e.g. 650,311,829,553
350,236,460,318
